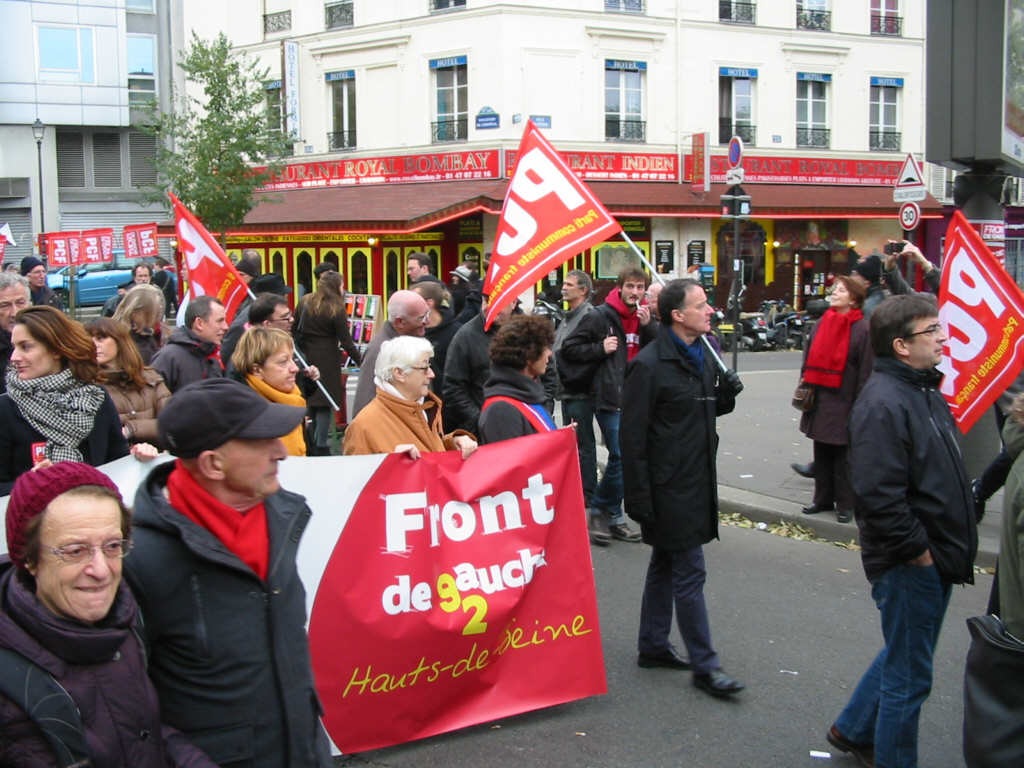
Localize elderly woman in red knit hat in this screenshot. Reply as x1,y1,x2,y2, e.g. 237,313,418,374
0,462,215,768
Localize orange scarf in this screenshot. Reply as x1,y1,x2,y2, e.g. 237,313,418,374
246,374,307,457
167,461,269,581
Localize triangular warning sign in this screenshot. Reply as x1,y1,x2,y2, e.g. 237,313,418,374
895,154,925,188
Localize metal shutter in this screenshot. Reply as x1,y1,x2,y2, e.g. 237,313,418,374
0,209,34,266
92,133,123,188
56,132,86,188
129,132,158,188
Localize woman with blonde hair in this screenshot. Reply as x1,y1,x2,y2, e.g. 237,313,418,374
84,317,171,449
232,326,308,456
112,283,168,365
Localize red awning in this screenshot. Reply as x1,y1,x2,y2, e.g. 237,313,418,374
236,180,942,232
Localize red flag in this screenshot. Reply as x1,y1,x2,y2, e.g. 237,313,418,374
123,223,159,259
169,193,249,324
483,121,622,328
939,210,1024,432
47,232,82,268
81,229,114,264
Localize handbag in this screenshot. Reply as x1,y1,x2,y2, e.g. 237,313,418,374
963,614,1024,767
791,380,815,412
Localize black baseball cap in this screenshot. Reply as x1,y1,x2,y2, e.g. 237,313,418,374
158,378,305,457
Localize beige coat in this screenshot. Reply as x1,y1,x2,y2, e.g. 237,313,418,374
101,368,172,446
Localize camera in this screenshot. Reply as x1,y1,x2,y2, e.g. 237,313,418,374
884,242,906,255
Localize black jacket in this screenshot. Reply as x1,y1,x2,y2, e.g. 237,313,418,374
151,326,224,394
0,330,10,395
30,285,62,311
848,356,978,584
456,285,483,325
620,325,736,551
425,309,462,398
124,462,333,768
560,302,657,412
442,313,499,435
478,363,547,444
0,392,128,496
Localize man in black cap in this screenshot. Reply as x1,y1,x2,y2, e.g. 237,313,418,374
19,256,62,310
850,253,886,320
124,378,333,768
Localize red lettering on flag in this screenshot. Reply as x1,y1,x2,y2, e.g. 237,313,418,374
939,210,1024,432
483,121,622,328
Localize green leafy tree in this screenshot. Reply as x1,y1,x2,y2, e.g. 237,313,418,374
136,32,289,240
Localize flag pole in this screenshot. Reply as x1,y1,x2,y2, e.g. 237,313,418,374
617,230,728,374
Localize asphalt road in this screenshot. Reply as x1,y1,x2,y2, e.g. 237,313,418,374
336,523,991,767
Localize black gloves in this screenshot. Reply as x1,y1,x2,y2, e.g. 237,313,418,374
721,369,744,396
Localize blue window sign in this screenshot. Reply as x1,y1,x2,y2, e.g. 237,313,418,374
531,115,552,129
797,72,831,82
430,55,467,69
605,59,647,71
325,70,355,82
719,67,758,79
870,76,904,87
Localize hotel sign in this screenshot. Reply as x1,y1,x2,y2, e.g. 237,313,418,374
259,150,502,189
504,150,679,182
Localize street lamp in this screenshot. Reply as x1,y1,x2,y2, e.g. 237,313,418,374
32,119,45,250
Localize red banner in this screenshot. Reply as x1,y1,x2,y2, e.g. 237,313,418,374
503,150,679,182
939,210,1024,431
81,229,114,264
307,429,606,753
46,232,82,267
123,223,159,259
170,194,250,324
683,153,904,185
258,150,502,190
691,133,709,193
484,122,623,328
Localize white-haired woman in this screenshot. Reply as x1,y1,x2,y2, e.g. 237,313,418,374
343,336,477,459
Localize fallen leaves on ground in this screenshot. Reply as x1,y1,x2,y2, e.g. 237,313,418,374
719,512,861,550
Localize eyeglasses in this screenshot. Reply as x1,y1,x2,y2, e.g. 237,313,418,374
270,313,293,324
408,364,432,373
41,539,133,565
902,323,944,339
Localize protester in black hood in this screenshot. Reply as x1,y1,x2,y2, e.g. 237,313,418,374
478,315,556,444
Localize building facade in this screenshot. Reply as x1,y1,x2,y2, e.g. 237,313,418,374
181,0,944,308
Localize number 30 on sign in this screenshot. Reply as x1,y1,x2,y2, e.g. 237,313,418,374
900,202,921,231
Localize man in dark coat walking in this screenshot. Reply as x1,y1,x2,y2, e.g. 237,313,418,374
621,278,745,698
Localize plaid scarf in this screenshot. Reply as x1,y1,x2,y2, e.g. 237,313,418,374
5,368,106,463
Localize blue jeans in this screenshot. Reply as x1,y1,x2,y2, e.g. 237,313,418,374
834,563,952,768
638,547,720,674
591,409,624,526
562,398,597,505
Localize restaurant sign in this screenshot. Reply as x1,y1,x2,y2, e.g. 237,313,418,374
259,150,502,190
683,154,904,185
504,150,678,182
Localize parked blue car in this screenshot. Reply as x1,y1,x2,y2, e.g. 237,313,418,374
47,252,141,307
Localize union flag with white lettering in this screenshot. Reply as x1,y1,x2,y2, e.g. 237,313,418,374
939,210,1024,432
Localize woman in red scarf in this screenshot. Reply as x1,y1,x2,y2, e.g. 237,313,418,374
799,275,874,523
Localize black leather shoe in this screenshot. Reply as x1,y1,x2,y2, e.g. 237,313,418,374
692,668,745,697
836,509,853,524
802,502,835,515
791,462,815,479
637,647,691,670
826,724,875,768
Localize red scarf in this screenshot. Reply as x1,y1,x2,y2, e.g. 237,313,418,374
166,461,269,580
604,289,641,360
804,308,863,389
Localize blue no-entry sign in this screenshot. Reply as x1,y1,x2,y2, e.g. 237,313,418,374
728,136,744,168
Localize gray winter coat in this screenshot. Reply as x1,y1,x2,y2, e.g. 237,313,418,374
125,462,333,768
150,326,224,393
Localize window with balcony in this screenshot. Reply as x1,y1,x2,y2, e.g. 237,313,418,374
127,35,156,106
797,0,830,31
606,0,644,13
796,74,829,148
329,72,357,151
719,1,755,24
605,61,645,143
430,0,466,12
264,11,292,35
719,69,756,145
37,25,95,84
869,80,900,151
326,0,353,29
432,57,467,143
871,0,901,35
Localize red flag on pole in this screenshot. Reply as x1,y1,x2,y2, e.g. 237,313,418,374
483,121,622,329
169,193,249,324
939,209,1024,432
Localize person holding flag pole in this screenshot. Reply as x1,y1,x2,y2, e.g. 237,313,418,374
168,193,338,412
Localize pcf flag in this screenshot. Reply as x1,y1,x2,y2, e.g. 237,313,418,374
47,232,82,268
81,229,114,264
170,194,249,324
939,209,1024,432
483,121,622,328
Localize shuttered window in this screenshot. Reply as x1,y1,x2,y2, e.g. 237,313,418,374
56,131,86,188
92,133,123,187
129,132,157,187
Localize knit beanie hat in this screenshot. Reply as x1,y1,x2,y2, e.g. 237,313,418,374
851,254,882,285
20,256,44,276
6,462,121,570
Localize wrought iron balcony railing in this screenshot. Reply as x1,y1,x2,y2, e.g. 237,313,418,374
719,1,755,24
605,119,646,143
606,0,644,13
796,127,830,148
264,11,291,34
429,0,466,11
797,9,831,31
432,118,468,143
719,121,756,146
870,13,902,36
869,130,901,151
327,131,356,152
325,1,353,29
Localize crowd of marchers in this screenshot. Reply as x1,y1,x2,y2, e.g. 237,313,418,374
0,241,1019,767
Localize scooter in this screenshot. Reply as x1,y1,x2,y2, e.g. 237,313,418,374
533,299,565,327
738,310,769,351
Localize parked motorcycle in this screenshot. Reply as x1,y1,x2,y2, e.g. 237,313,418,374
533,299,565,327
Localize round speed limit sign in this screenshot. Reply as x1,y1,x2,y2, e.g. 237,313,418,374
899,202,921,231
